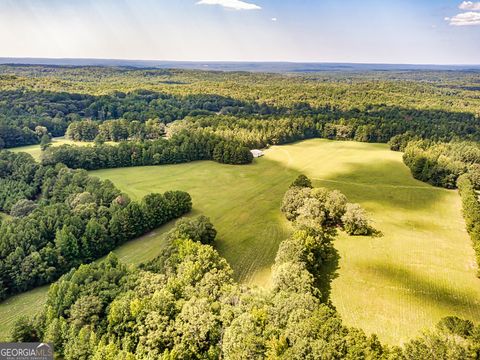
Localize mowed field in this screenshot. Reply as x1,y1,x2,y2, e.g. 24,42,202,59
1,139,479,344
92,139,480,344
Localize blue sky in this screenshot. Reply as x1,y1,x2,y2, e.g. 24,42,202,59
0,0,479,64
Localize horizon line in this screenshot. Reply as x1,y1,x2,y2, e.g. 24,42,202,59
1,57,480,67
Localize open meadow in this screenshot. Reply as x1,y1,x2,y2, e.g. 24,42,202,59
1,139,479,345
10,137,116,161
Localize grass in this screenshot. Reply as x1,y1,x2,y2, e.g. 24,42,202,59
91,156,296,286
1,139,479,345
10,137,115,161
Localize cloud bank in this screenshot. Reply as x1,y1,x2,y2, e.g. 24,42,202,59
196,0,261,11
446,11,480,26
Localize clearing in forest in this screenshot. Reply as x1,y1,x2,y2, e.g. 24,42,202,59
93,139,480,344
1,139,479,344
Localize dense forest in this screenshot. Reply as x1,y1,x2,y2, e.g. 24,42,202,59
10,176,480,359
0,151,192,299
1,66,480,150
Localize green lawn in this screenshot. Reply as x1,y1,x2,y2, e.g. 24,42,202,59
1,139,479,345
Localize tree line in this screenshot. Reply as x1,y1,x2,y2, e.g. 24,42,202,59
457,175,480,276
168,104,480,151
65,118,167,142
42,129,253,170
0,151,192,300
0,88,252,148
10,181,480,359
402,139,480,189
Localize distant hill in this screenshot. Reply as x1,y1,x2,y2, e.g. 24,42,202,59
1,58,479,73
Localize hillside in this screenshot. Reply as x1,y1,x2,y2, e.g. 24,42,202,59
91,139,480,344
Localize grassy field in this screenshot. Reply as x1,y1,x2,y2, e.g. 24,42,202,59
1,139,479,344
10,137,115,161
268,140,480,344
92,139,480,344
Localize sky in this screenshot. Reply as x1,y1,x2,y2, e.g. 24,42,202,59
0,0,479,64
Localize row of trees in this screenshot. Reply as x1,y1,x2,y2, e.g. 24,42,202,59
42,129,253,170
169,106,480,151
11,195,480,358
403,139,480,189
0,151,192,299
457,175,480,276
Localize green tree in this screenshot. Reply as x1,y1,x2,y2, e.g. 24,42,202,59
10,199,37,218
291,174,312,188
342,203,371,235
40,134,52,151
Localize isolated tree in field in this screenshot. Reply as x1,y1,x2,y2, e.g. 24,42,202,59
40,134,52,151
291,174,312,188
342,203,371,235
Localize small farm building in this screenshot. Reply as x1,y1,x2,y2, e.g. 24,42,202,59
251,149,265,158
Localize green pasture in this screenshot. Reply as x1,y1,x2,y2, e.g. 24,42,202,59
1,139,479,345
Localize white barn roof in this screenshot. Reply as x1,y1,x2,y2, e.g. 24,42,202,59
251,149,264,158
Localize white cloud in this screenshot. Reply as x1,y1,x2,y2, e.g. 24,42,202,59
459,1,480,11
271,17,277,22
446,11,480,26
196,0,261,11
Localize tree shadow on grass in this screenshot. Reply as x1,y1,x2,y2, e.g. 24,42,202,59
310,160,450,212
361,261,480,313
316,246,341,305
263,152,451,212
